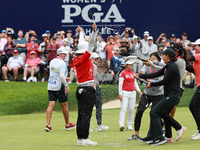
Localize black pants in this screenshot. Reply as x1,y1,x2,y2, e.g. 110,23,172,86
76,86,96,139
95,86,102,125
147,94,182,140
134,93,163,131
189,86,200,131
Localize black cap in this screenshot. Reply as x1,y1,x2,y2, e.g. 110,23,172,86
162,48,176,59
171,34,176,38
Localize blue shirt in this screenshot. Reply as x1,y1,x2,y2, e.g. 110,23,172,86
14,37,27,53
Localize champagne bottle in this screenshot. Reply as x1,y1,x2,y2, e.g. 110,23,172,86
137,77,148,86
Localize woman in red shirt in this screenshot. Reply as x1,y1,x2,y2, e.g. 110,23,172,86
118,59,142,131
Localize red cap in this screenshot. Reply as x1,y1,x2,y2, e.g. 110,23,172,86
13,50,18,53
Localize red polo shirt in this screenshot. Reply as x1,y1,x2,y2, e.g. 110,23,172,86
73,51,94,84
120,69,136,91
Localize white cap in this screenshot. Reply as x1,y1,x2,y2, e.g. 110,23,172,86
63,38,68,43
192,39,200,45
125,59,136,65
30,51,36,54
42,33,47,37
144,31,149,36
133,35,138,40
57,48,68,55
147,36,153,40
90,52,100,59
76,41,88,54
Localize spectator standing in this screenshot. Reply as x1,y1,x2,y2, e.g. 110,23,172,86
104,36,116,68
70,35,79,52
182,33,190,48
1,37,16,66
46,36,60,64
119,38,131,56
2,50,23,82
45,30,51,42
73,23,98,146
182,70,195,89
59,39,70,68
141,31,149,46
45,48,76,132
66,30,73,47
56,31,63,47
26,35,39,58
142,36,158,59
110,47,123,84
96,34,106,60
0,30,7,48
118,59,142,131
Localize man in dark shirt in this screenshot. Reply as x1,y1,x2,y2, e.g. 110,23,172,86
136,48,186,145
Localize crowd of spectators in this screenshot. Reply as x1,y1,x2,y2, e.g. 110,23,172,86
0,27,196,88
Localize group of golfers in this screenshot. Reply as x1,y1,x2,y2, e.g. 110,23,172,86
45,23,200,146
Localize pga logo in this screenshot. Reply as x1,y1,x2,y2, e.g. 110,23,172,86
62,4,125,23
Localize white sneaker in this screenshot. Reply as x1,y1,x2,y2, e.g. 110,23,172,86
191,130,199,138
97,125,109,132
76,140,82,146
127,126,133,130
176,126,187,141
191,133,200,140
81,139,98,146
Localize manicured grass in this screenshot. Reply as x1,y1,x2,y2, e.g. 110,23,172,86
0,81,118,115
0,81,196,115
0,107,199,150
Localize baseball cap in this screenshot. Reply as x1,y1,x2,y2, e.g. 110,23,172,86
67,30,72,33
42,33,47,37
45,30,50,33
125,59,136,65
2,30,6,33
147,36,153,40
144,31,149,36
90,52,100,59
192,39,200,45
171,34,176,38
162,48,176,58
57,48,68,55
30,51,36,54
133,35,138,40
13,49,18,53
157,43,164,48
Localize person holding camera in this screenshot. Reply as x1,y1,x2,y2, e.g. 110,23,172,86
104,35,116,68
26,35,39,58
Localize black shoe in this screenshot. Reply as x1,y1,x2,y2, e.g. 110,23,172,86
149,139,167,146
138,137,154,144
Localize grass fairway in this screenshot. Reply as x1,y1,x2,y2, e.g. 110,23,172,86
0,107,200,150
